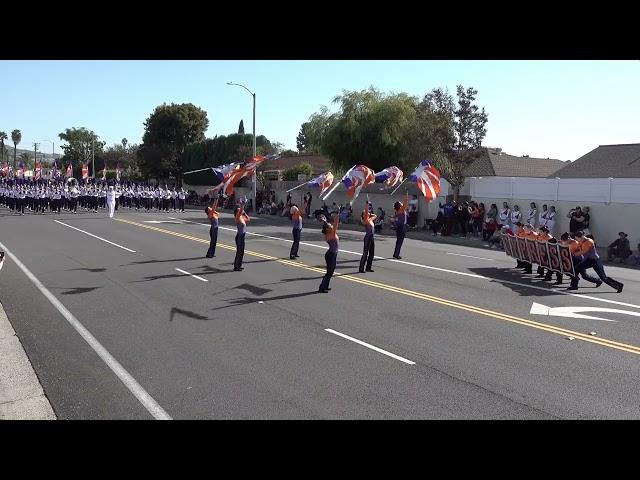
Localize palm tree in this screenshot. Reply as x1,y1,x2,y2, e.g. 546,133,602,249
11,129,21,169
0,131,7,164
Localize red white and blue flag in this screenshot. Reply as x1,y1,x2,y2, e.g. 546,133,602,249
116,163,121,181
65,163,73,178
82,161,89,180
341,165,375,201
17,161,25,178
51,161,60,178
221,154,275,196
409,159,441,202
35,161,42,180
101,163,107,180
374,166,403,189
1,162,10,177
307,171,334,196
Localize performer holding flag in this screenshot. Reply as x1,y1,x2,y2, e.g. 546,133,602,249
289,204,303,259
374,166,403,190
318,213,340,293
359,199,377,273
233,201,250,271
205,197,219,258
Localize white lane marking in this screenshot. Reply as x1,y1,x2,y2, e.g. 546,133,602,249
175,268,208,282
446,252,495,261
55,220,136,253
167,217,640,310
325,328,416,365
529,302,640,322
0,240,171,420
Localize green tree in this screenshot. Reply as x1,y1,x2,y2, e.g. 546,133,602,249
0,131,7,163
418,86,488,197
238,120,245,135
58,127,105,177
19,152,32,168
309,87,418,172
11,129,21,169
282,162,312,181
138,103,209,182
296,123,309,152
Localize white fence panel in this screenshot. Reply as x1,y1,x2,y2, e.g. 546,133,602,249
557,178,610,203
611,178,640,204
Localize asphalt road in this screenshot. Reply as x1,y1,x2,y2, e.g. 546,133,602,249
2,205,640,419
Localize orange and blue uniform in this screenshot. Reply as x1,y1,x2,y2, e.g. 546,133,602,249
571,237,623,292
359,205,377,273
234,206,250,270
290,206,303,259
205,200,219,258
319,215,340,292
393,193,409,259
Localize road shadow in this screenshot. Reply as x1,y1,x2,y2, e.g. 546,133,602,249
66,267,107,273
468,267,600,297
169,307,210,322
261,276,325,286
125,257,206,266
213,290,321,310
59,286,102,295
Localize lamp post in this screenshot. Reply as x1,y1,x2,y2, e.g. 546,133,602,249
227,81,256,210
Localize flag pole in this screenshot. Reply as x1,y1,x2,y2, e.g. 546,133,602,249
184,167,215,175
286,181,308,193
390,178,407,195
322,165,354,201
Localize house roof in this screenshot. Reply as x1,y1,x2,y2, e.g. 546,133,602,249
260,154,330,174
464,148,567,178
549,143,640,178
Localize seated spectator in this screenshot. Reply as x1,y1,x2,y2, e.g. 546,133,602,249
431,208,444,236
632,243,640,265
608,232,631,262
340,204,352,223
488,225,512,249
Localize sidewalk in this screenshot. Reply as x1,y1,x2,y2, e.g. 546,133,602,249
0,301,56,420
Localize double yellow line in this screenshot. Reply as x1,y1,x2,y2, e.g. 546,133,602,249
116,218,640,357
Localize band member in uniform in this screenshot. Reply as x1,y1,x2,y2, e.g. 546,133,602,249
178,188,186,213
520,223,537,274
393,193,409,259
527,202,538,227
106,186,117,218
205,197,219,258
510,204,522,227
318,213,340,293
538,204,548,228
359,201,376,273
570,231,624,292
289,204,302,260
533,226,560,283
498,202,511,228
233,203,250,271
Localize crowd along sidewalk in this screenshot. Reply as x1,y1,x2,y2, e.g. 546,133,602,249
0,301,56,420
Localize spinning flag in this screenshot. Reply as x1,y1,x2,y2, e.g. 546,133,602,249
65,163,73,178
307,171,334,196
341,165,375,201
82,161,89,180
221,154,275,196
374,166,403,189
409,159,441,202
35,161,42,180
17,161,25,178
101,163,107,180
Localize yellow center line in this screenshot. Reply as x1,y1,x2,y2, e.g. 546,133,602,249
115,217,640,356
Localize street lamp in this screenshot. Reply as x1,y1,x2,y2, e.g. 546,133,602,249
227,81,257,210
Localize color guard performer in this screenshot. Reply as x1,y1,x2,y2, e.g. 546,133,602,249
289,204,302,260
205,197,219,258
318,213,339,293
569,231,624,292
233,203,250,271
359,201,376,273
392,192,409,259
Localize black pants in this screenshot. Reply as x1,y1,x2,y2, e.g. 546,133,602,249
359,233,375,271
16,198,25,214
234,233,245,269
290,228,301,258
573,257,623,291
393,225,406,258
178,199,185,211
207,226,218,257
69,198,77,212
320,250,337,291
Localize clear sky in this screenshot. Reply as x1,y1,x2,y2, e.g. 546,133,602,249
2,60,638,161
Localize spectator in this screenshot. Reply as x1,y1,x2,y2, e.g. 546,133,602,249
488,225,511,249
582,206,591,235
469,201,483,238
483,203,498,240
608,232,631,262
375,207,385,233
567,206,585,233
442,200,455,236
409,195,419,213
633,243,640,266
408,205,418,228
431,204,445,236
456,202,470,237
331,202,340,216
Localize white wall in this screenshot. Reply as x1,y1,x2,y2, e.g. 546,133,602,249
467,176,640,246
